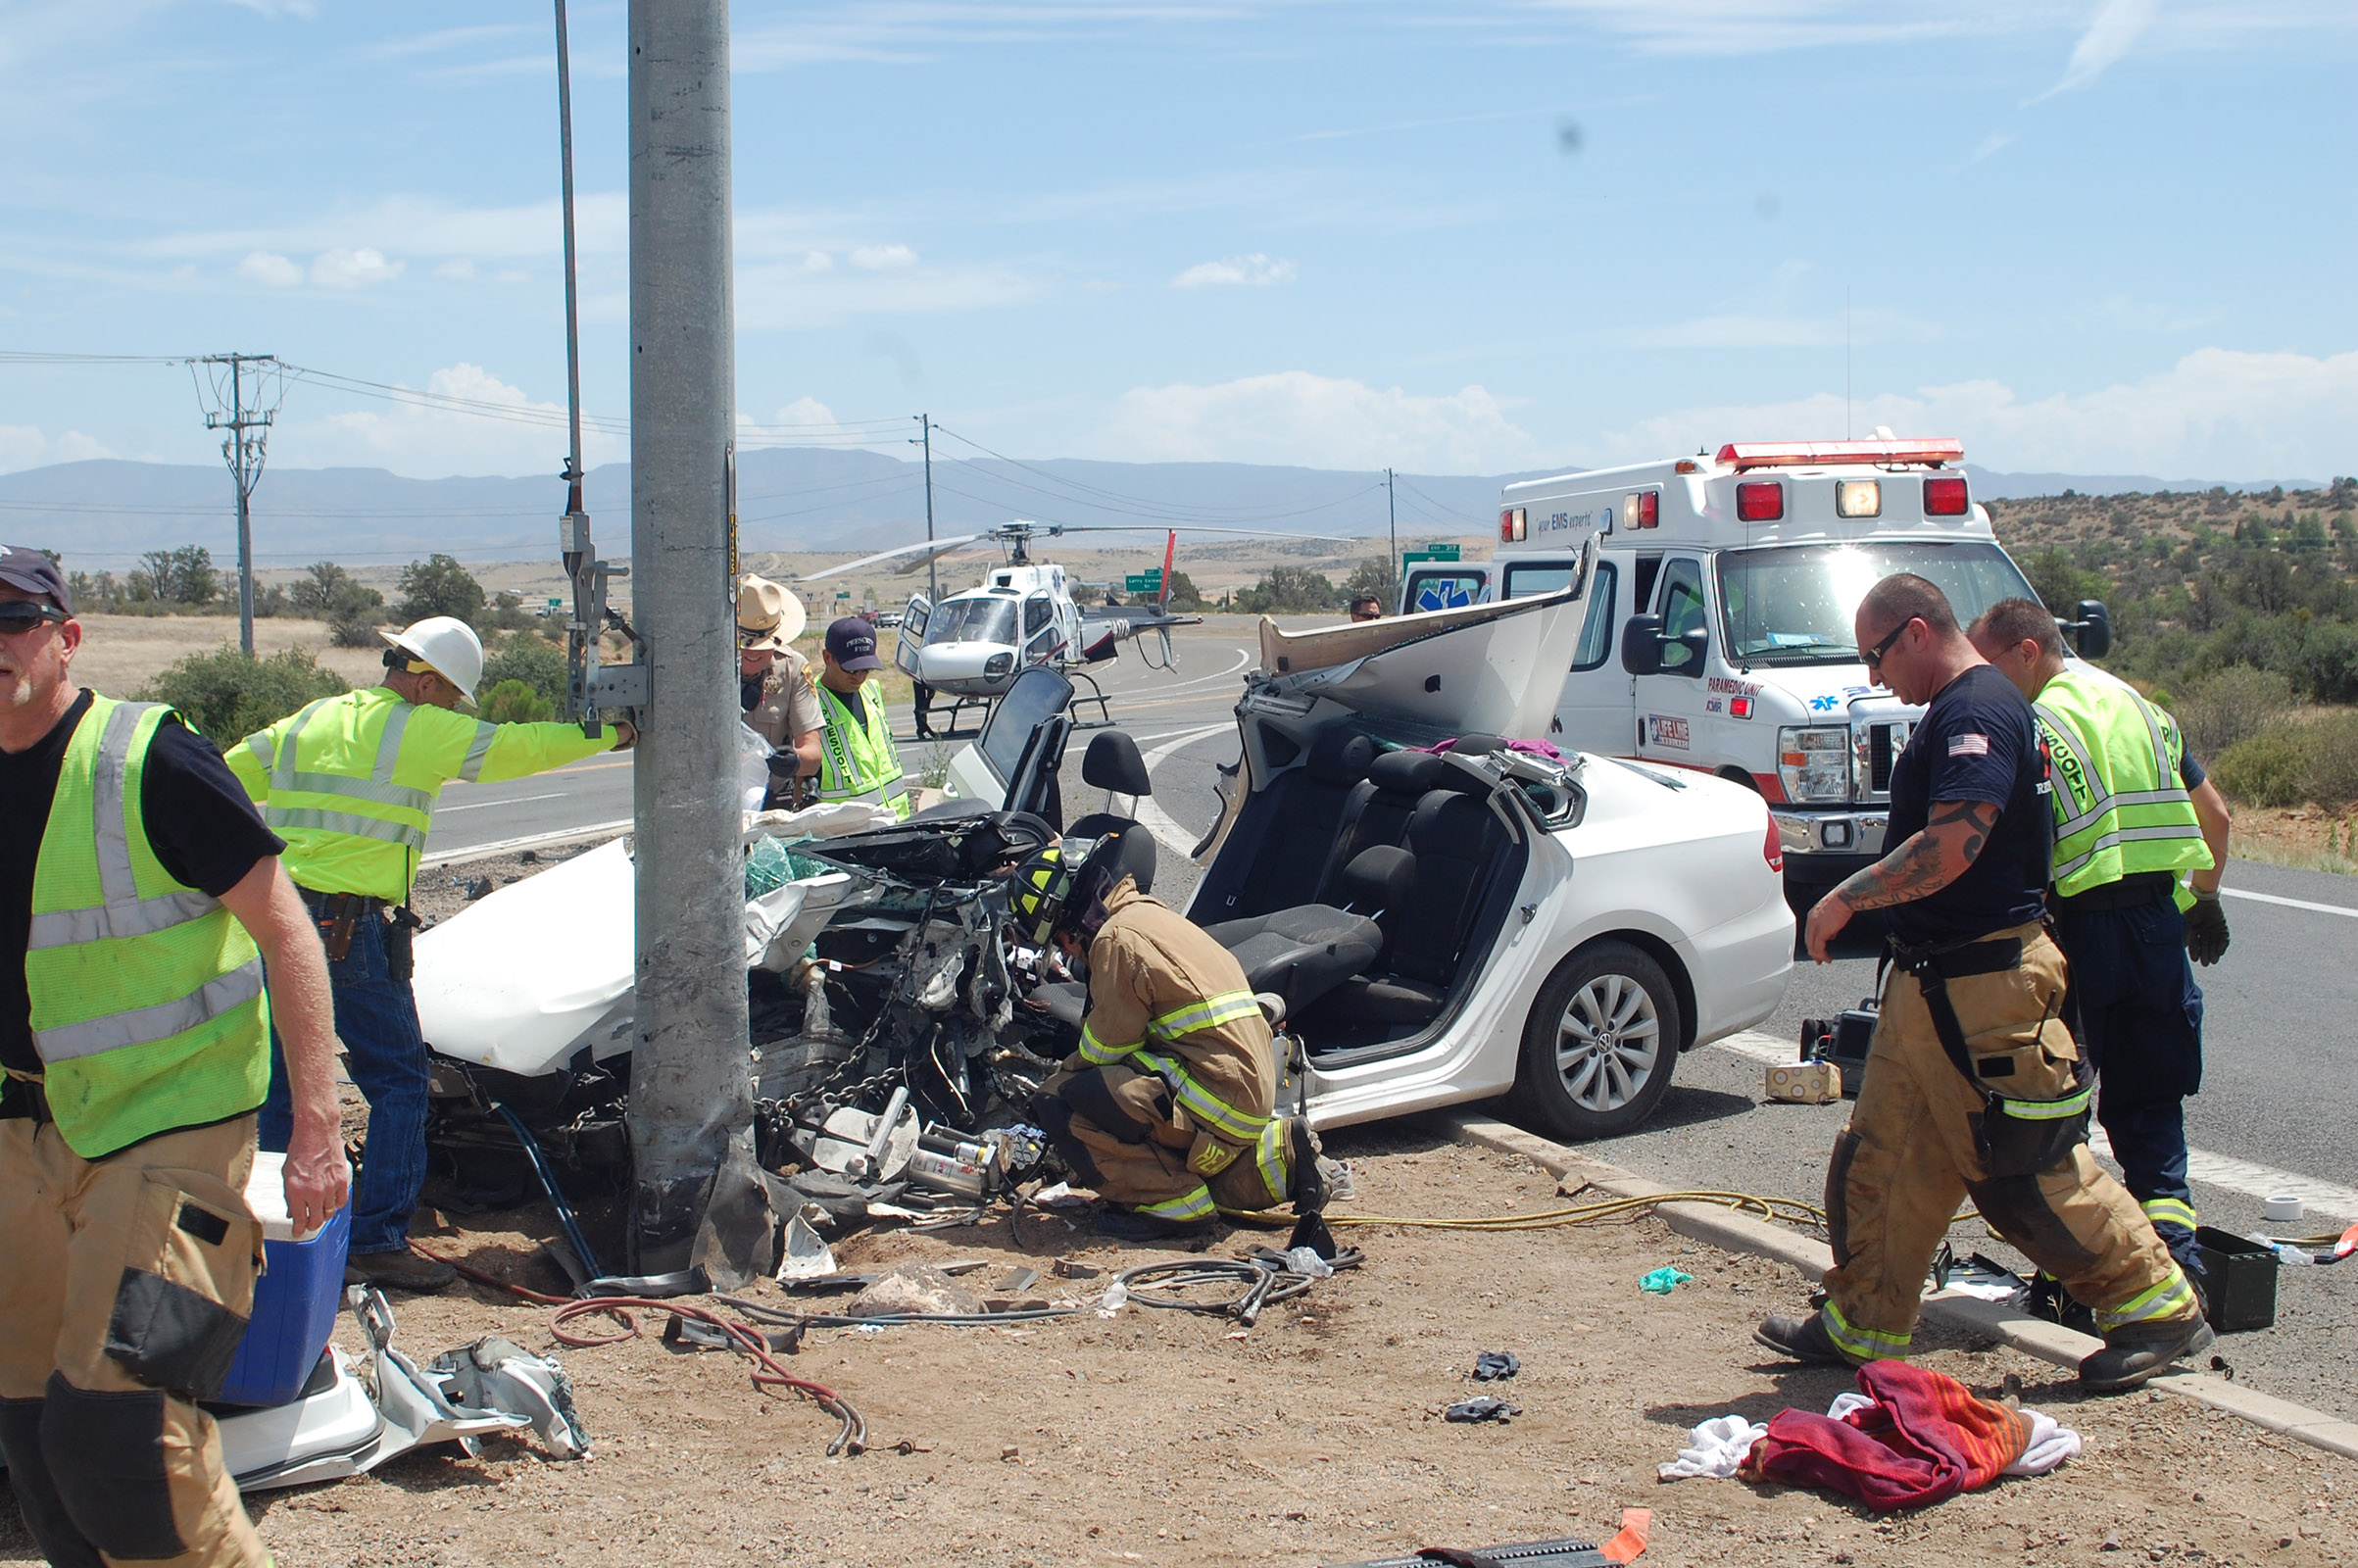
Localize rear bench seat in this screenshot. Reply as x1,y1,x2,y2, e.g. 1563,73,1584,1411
1316,778,1513,1026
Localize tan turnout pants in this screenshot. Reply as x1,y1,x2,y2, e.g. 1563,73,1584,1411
0,1111,270,1568
1047,1062,1296,1222
1814,922,2200,1361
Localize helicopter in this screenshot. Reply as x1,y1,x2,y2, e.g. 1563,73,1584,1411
799,520,1341,735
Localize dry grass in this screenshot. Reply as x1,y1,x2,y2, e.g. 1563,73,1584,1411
68,612,391,700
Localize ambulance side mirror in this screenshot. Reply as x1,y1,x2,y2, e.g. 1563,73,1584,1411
2071,600,2111,660
1621,614,1665,676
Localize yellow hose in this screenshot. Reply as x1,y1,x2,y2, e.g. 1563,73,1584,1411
1222,1189,1828,1232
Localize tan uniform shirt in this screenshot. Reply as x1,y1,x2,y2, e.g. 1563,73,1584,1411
745,648,822,750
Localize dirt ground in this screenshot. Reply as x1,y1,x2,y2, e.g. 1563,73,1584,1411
5,1132,2344,1568
70,611,391,699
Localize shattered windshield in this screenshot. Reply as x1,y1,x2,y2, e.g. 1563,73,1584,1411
926,595,1018,646
1716,542,2038,667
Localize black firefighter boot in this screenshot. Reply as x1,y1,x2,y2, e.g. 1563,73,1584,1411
2080,1314,2215,1394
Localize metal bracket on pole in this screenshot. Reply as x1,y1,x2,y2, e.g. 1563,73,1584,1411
560,507,646,731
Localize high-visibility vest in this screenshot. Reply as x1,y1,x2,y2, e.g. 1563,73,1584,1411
25,698,270,1157
2034,669,2212,899
230,687,614,902
814,680,909,820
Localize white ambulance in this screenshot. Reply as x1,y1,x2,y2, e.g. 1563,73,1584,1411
1491,436,2109,906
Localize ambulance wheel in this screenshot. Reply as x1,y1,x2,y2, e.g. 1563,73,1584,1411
1513,941,1680,1141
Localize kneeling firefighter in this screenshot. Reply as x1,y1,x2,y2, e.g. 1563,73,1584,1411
1009,832,1327,1241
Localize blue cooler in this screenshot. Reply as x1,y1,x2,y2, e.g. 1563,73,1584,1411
215,1152,352,1408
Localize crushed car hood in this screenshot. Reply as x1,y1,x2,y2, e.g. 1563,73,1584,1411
1253,584,1587,739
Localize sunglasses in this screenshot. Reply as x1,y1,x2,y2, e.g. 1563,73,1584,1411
0,602,68,636
1860,616,1918,670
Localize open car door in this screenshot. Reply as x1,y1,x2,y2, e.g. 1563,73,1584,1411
892,593,932,678
941,663,1074,815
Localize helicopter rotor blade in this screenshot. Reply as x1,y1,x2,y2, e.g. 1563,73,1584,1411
792,533,990,582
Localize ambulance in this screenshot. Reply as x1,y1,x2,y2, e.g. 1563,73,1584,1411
1488,436,2109,907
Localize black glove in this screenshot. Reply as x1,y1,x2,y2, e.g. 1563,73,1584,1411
763,751,799,778
2185,894,2230,966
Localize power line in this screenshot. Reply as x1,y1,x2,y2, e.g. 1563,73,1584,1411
193,353,285,655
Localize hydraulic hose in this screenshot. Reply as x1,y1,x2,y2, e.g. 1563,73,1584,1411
1220,1188,1829,1233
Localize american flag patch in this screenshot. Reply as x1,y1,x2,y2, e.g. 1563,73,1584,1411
1948,733,1990,758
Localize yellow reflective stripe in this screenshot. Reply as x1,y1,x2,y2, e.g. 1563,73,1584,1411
1078,1019,1139,1067
1997,1085,2092,1120
1253,1117,1290,1208
1137,1185,1215,1221
2141,1198,2198,1232
1149,990,1260,1042
2052,822,2209,883
1129,1046,1270,1143
33,956,264,1063
242,729,274,769
265,806,428,850
1822,1301,1909,1360
2095,1263,2197,1331
278,769,436,814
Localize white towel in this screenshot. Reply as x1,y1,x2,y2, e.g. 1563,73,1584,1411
1657,1414,1769,1480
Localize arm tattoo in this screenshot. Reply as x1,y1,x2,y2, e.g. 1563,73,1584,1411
1831,800,2002,912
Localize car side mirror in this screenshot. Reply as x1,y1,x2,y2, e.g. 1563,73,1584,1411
1621,614,1665,675
2071,600,2112,660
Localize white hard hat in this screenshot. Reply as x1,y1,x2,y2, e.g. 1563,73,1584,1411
381,616,485,702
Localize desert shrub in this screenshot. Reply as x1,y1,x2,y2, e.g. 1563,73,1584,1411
395,554,485,625
2168,664,2294,760
2294,710,2358,808
329,614,382,648
136,646,347,745
479,632,568,711
2209,727,2307,808
478,678,554,724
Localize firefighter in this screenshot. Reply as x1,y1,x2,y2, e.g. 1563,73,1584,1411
812,615,910,820
1757,574,2210,1393
738,574,822,808
227,615,633,1292
1968,597,2231,1295
1008,831,1327,1240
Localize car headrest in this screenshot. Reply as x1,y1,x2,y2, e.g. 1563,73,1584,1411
1364,749,1449,795
1450,732,1503,757
1338,845,1415,912
1408,790,1494,852
1303,725,1378,787
1079,820,1157,901
1081,730,1153,796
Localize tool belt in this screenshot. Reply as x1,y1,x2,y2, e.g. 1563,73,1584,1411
0,1070,51,1125
1888,927,2092,1180
2051,869,2177,915
297,885,420,979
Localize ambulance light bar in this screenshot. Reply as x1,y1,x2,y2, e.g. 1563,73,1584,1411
1717,438,1965,470
1500,507,1526,543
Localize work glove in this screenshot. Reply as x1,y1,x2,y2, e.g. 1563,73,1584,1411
2185,894,2230,966
764,751,799,778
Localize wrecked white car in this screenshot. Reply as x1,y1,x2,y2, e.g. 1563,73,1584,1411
952,570,1796,1140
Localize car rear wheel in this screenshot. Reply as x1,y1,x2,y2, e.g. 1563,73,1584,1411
1511,941,1681,1142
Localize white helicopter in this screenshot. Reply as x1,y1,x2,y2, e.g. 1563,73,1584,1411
809,520,1340,735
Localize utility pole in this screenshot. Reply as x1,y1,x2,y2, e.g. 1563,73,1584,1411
1385,466,1398,598
910,414,938,602
626,0,749,1272
196,353,283,656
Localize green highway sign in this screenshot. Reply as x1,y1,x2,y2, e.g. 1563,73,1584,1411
1401,544,1462,565
1123,569,1164,593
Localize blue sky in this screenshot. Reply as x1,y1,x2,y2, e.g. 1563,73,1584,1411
2,0,2353,484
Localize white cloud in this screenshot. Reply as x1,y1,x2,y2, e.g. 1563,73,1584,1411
309,247,405,289
433,257,477,280
277,363,621,479
1172,253,1297,289
801,250,835,273
1584,347,2358,480
0,424,115,474
766,397,840,427
1095,371,1541,472
2034,0,2158,100
237,249,304,287
850,244,918,271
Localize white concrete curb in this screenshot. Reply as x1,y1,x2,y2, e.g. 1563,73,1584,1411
1425,1110,2358,1465
420,820,631,868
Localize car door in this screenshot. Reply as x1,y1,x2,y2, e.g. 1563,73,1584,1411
893,593,932,679
1021,594,1062,666
1634,556,1710,765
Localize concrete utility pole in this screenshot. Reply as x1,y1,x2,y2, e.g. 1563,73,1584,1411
197,353,283,656
910,414,938,602
626,0,749,1271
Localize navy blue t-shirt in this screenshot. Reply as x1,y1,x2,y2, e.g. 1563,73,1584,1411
1884,663,2052,946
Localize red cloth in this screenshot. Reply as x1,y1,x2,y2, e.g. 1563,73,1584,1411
1742,1360,2034,1510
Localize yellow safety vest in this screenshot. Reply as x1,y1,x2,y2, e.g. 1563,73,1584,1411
814,680,909,820
2034,670,2212,899
228,687,615,902
25,698,270,1157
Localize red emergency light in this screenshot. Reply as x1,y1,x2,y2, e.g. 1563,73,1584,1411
1500,507,1526,543
1736,480,1784,521
1716,438,1965,471
1923,475,1971,515
1624,491,1660,528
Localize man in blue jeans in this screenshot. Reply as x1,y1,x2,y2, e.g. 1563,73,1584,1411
232,615,631,1290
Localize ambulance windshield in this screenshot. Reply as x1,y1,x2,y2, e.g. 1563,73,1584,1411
1716,542,2038,667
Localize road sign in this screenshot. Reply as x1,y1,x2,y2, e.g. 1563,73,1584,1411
1123,570,1163,593
1401,544,1461,566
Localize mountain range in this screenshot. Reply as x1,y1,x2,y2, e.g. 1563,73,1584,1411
0,449,2306,573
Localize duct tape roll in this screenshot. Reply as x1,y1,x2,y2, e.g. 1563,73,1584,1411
2264,1195,2305,1223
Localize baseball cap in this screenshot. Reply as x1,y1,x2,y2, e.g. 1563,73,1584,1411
825,615,883,671
0,544,72,613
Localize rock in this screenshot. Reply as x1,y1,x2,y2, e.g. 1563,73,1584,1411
847,1265,982,1318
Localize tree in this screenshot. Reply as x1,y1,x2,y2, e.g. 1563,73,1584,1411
1343,557,1394,603
479,678,555,724
1234,565,1342,614
136,647,347,743
479,631,569,711
290,561,384,619
132,545,221,607
396,554,485,624
1160,569,1204,612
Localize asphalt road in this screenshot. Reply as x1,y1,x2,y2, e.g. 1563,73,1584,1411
435,620,2358,1422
